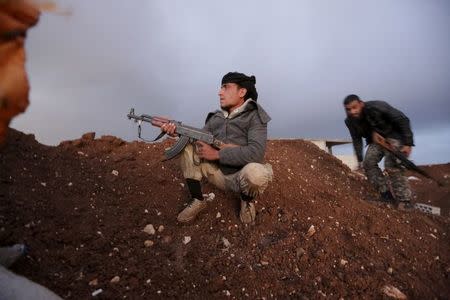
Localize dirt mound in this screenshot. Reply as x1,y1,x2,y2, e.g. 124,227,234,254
407,164,450,217
1,129,449,299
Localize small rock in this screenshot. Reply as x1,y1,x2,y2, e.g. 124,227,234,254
224,290,231,296
110,276,120,283
40,182,46,187
260,260,269,266
162,236,172,244
92,289,103,297
89,279,98,286
306,225,316,237
76,271,84,281
143,224,156,235
222,237,231,248
144,240,154,247
183,236,191,245
296,248,306,258
204,193,215,202
387,267,393,274
340,259,348,266
111,170,119,176
81,132,96,141
216,212,221,219
158,225,164,233
381,285,407,299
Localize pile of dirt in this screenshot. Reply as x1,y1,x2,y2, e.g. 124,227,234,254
1,129,449,299
407,164,450,217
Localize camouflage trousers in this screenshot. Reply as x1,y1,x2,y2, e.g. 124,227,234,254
180,144,273,198
363,139,412,202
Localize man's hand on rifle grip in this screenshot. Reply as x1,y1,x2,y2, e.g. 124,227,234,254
401,145,412,157
195,141,220,161
160,122,178,137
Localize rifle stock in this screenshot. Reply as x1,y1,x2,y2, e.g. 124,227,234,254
372,132,445,186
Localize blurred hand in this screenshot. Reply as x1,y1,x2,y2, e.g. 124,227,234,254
196,141,219,161
354,162,365,175
401,146,412,157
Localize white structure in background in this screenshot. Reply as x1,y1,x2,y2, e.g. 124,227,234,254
308,139,359,170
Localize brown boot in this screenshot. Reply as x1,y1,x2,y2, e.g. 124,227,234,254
239,200,256,224
177,199,207,223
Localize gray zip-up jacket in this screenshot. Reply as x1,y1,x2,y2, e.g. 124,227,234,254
204,99,271,175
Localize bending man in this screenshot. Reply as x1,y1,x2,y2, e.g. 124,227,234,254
343,94,414,209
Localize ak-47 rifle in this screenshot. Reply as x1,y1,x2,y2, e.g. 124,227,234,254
372,132,445,186
127,108,231,161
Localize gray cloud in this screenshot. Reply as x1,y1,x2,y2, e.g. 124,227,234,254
11,0,450,164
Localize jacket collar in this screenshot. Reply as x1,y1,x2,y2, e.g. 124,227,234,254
221,99,252,119
207,99,271,124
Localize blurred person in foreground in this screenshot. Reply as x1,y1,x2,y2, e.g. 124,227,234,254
0,1,62,298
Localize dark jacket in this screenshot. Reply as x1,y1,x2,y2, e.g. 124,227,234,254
204,100,271,175
345,100,414,162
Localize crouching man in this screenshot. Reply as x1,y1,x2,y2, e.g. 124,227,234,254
161,72,273,224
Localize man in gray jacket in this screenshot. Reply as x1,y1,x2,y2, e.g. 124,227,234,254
343,94,414,209
162,72,273,224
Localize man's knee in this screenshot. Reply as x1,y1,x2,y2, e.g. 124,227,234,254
385,166,403,176
179,144,202,180
362,156,379,171
363,144,384,169
239,163,273,197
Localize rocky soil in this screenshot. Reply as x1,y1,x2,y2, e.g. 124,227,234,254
1,129,449,299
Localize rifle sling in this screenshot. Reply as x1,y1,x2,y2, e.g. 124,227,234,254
137,123,166,142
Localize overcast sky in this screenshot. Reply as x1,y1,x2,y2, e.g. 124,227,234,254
12,0,450,164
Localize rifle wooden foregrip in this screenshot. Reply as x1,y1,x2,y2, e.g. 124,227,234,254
372,132,394,151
